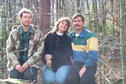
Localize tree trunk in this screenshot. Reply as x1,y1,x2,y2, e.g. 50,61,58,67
100,0,107,38
76,0,81,13
120,0,126,84
93,0,99,33
40,0,51,35
9,0,16,25
86,0,92,31
33,0,39,26
56,0,59,19
25,0,30,9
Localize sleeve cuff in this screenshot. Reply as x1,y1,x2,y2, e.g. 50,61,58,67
13,60,19,66
26,58,34,65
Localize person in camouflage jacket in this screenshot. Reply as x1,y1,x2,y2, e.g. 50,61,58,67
6,8,44,81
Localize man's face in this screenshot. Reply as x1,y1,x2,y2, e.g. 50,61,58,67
20,13,32,27
72,16,85,31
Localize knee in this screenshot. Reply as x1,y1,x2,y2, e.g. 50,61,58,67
23,72,37,80
56,76,66,84
56,73,65,84
10,69,22,79
66,75,80,84
80,74,96,84
23,68,38,80
56,65,70,75
42,69,55,84
56,65,70,84
10,73,17,78
65,70,80,84
43,77,55,84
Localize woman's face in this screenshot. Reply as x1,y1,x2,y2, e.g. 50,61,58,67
57,20,69,33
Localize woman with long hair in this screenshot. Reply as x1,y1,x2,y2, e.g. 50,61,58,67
42,17,72,84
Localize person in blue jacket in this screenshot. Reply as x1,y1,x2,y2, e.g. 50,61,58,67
66,13,98,84
42,17,72,84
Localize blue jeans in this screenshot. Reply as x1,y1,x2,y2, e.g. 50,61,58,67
42,65,70,84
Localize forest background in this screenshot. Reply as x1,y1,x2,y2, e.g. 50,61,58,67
0,0,126,84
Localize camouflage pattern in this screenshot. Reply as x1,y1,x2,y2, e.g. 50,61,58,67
6,25,44,71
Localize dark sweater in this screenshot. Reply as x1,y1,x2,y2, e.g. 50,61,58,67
43,32,72,72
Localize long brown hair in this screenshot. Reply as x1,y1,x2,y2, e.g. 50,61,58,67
52,17,71,34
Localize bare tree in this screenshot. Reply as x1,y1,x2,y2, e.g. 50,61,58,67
33,0,39,25
93,0,99,33
86,0,92,30
76,0,81,13
120,0,126,84
40,0,51,35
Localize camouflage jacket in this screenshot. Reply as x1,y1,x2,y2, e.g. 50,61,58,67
6,25,44,71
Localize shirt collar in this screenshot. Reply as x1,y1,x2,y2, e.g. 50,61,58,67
71,27,85,38
19,26,34,35
79,27,85,38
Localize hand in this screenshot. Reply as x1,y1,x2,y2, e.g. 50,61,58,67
45,54,52,68
79,66,86,78
46,59,52,68
20,62,29,73
15,64,22,73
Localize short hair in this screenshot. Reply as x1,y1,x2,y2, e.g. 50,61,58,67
52,17,71,33
18,8,33,18
72,13,85,22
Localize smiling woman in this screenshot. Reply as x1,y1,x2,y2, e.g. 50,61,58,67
0,0,122,83
42,17,72,84
52,17,71,34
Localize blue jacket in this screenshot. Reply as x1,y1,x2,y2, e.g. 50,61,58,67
69,27,98,67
